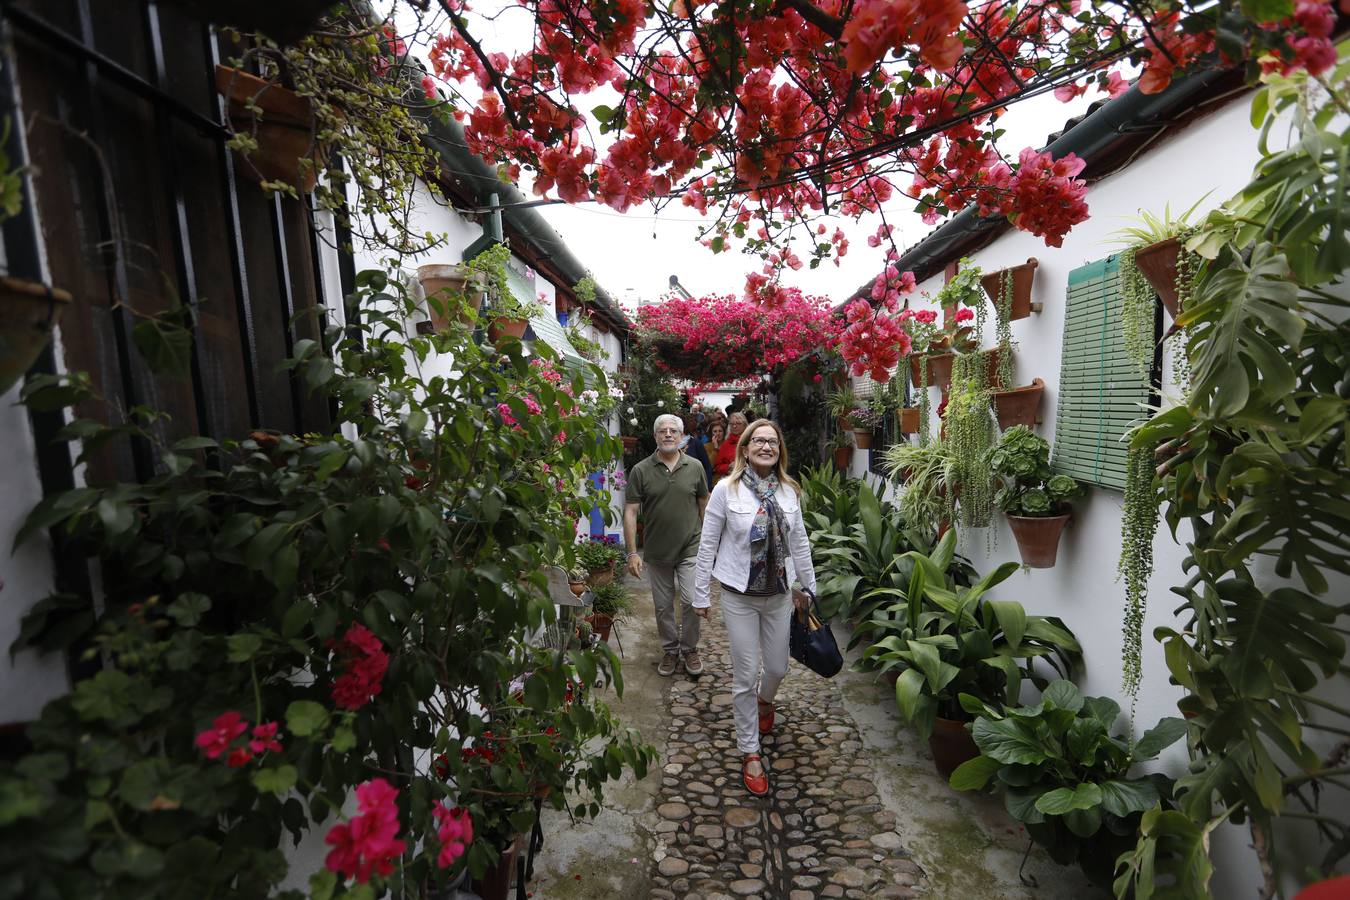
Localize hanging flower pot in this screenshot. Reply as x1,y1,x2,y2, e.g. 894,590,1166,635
853,429,874,450
1006,512,1071,568
487,317,529,343
0,278,72,396
215,65,325,192
992,378,1045,430
928,716,980,779
832,445,851,470
979,257,1040,320
587,612,614,643
416,264,485,332
911,351,954,390
1133,237,1183,318
897,407,920,434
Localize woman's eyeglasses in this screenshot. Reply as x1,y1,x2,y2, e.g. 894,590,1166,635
748,437,779,449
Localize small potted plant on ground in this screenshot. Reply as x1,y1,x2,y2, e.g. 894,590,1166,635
588,582,634,643
989,426,1083,567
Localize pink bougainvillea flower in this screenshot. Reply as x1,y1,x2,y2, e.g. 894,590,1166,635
325,778,407,883
330,623,390,711
433,804,474,868
196,710,249,760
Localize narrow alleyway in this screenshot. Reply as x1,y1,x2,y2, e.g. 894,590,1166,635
525,574,1106,900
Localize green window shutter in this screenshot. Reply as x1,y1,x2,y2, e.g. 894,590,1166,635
1052,256,1152,491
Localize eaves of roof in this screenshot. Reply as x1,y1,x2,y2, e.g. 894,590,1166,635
843,65,1250,303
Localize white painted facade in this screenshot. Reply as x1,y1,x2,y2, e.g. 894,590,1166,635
847,93,1349,895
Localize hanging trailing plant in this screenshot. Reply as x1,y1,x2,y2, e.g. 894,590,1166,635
1117,439,1161,699
918,355,932,445
995,269,1016,389
1118,247,1157,378
1170,243,1200,393
945,352,996,531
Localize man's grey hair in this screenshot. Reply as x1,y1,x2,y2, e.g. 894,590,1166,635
652,413,684,435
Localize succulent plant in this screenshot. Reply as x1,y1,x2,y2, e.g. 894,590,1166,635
989,426,1081,517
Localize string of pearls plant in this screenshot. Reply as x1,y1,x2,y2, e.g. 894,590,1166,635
1118,248,1156,378
1118,439,1161,698
1171,238,1201,393
946,351,996,531
996,269,1016,389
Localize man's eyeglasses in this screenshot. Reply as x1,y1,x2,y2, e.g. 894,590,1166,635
748,437,780,449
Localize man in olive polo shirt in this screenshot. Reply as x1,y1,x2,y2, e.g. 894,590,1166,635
624,414,709,677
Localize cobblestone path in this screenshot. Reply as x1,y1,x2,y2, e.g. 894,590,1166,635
648,600,926,900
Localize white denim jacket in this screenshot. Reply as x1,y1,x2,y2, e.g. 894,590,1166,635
693,476,817,608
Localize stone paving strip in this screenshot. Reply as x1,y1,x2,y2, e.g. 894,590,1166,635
648,605,925,900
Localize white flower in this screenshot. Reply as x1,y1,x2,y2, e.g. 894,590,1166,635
629,418,638,426
627,406,635,414
656,400,664,408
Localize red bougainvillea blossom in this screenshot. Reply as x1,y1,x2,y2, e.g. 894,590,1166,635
637,290,842,378
195,711,284,767
433,804,474,868
325,778,407,883
420,0,1330,268
330,623,389,711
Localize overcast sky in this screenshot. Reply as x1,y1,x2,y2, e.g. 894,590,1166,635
390,2,1101,312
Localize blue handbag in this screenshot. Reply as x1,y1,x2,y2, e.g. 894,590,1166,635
788,589,843,678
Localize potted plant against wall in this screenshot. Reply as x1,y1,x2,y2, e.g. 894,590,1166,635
1113,198,1209,320
989,426,1083,567
827,430,854,470
979,257,1041,320
882,440,952,537
466,244,545,343
951,681,1186,890
991,377,1046,430
943,353,998,530
826,385,859,431
587,582,634,643
848,403,885,449
416,263,486,332
862,532,1082,777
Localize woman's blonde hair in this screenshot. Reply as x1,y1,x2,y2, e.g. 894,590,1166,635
728,419,801,496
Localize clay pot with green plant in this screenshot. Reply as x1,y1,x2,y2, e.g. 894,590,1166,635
827,431,854,470
588,582,635,643
989,426,1083,567
826,385,859,431
979,258,1040,321
992,378,1045,430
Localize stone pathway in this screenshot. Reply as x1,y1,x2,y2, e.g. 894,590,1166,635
649,598,924,899
524,573,1103,900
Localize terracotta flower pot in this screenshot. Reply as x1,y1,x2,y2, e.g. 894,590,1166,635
1006,512,1070,568
1133,237,1183,318
586,565,615,588
836,414,854,431
587,612,614,643
897,407,920,434
417,264,485,331
992,378,1045,430
215,65,325,192
568,580,587,597
472,835,523,900
0,278,72,396
928,716,980,780
911,349,1005,392
853,429,874,450
621,435,639,453
911,351,954,390
979,257,1040,320
832,446,852,470
487,316,529,342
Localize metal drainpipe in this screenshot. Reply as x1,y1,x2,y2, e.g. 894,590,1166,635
461,191,504,261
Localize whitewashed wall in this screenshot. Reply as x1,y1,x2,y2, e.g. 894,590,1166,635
884,94,1350,895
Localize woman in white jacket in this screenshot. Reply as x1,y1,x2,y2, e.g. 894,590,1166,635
692,418,816,796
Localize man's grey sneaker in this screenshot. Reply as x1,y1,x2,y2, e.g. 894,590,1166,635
658,652,680,677
683,649,704,676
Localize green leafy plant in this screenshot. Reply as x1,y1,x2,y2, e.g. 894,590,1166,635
951,680,1186,890
881,439,952,537
2,268,656,897
589,583,635,620
863,530,1082,739
933,258,984,311
1113,67,1350,897
988,425,1082,517
1117,439,1161,700
466,242,545,322
826,385,859,423
574,536,625,571
945,353,997,530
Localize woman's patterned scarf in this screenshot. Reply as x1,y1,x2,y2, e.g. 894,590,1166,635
742,468,788,594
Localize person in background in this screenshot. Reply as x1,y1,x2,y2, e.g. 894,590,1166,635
713,412,747,481
692,419,816,796
681,413,714,490
625,415,710,677
706,421,726,462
